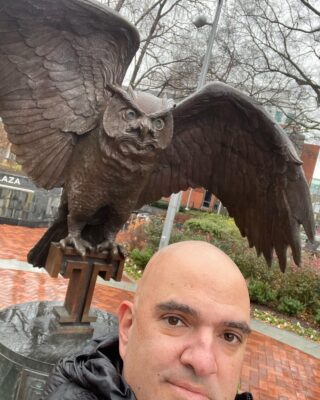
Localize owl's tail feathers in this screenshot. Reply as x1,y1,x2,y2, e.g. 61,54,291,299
27,219,68,269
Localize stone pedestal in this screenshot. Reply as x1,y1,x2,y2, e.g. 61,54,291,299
0,301,118,400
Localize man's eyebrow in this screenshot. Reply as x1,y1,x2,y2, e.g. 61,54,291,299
155,302,251,334
155,301,198,317
223,321,252,335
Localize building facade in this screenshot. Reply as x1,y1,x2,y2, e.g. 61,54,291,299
0,170,61,227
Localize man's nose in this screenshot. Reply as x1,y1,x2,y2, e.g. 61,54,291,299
180,333,218,376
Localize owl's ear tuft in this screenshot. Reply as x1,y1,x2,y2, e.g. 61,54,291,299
104,84,137,107
127,86,137,101
105,82,120,97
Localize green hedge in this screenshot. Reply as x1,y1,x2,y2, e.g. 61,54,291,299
130,247,153,270
277,297,305,316
248,280,277,305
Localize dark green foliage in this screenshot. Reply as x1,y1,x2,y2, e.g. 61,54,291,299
248,280,277,305
315,310,320,325
130,247,153,270
151,200,186,212
184,214,238,240
277,297,305,316
150,200,169,210
143,215,206,252
276,269,320,314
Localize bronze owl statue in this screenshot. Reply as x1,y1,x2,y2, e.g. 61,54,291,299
0,0,315,271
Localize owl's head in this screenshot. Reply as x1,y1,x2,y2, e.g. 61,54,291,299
103,85,174,158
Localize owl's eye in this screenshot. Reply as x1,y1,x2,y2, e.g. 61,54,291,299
154,118,165,130
126,109,137,120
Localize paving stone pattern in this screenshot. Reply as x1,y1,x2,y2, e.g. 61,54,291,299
0,224,319,399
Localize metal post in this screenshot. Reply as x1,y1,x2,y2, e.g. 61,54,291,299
185,188,193,210
159,191,182,249
196,0,224,91
185,0,224,210
5,143,11,159
159,1,224,248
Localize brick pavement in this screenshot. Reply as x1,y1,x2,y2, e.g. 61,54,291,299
0,224,129,261
0,224,46,261
0,224,319,399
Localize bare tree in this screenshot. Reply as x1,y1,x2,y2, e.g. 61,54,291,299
0,121,10,158
104,0,211,93
88,1,320,140
224,0,320,139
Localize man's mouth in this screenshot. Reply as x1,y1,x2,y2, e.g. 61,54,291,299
167,380,209,400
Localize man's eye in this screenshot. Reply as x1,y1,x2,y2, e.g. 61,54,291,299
223,332,242,344
126,109,137,120
165,316,184,326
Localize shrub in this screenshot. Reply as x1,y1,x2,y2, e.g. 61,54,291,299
130,247,153,270
277,297,305,316
248,280,277,305
233,252,273,280
150,200,168,210
275,268,320,313
151,200,186,212
314,309,320,325
143,217,164,251
184,213,241,241
143,215,208,252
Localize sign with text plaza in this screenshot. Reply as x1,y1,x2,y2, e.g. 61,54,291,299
0,172,37,191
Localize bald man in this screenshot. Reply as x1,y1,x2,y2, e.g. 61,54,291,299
45,241,253,400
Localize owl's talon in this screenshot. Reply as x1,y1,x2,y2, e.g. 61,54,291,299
96,241,126,259
59,234,93,257
96,241,112,253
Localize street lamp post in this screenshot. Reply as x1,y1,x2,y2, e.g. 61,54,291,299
159,0,224,249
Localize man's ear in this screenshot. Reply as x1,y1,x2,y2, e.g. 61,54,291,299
118,301,134,360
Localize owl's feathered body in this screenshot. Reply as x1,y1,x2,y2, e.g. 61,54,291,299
65,124,148,229
28,89,173,264
0,0,315,271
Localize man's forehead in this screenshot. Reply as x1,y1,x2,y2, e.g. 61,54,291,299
140,254,239,295
135,241,250,318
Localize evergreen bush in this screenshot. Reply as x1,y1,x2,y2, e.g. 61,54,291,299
248,280,277,305
130,247,153,270
277,297,305,316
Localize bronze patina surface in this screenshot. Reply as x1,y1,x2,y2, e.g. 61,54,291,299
45,243,124,333
0,0,315,272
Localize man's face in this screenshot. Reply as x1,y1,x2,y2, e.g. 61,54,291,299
119,245,251,400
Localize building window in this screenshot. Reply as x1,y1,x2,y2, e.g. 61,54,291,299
202,190,211,208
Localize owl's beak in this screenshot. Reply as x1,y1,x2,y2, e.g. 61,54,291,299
141,125,150,137
140,118,154,139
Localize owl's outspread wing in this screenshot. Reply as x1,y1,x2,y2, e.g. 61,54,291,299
137,83,315,271
0,0,139,189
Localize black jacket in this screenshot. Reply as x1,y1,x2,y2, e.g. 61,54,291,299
43,334,253,400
